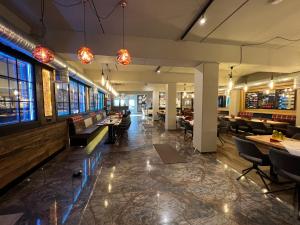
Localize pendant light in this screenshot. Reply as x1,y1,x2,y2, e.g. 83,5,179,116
78,0,94,64
116,0,132,65
32,0,54,63
244,78,248,92
105,72,110,91
293,78,297,90
101,66,106,86
269,74,274,89
183,84,187,98
228,66,234,91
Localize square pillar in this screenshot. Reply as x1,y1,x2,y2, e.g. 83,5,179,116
152,90,160,120
229,89,241,116
296,89,300,127
165,83,177,130
193,63,219,153
294,76,300,126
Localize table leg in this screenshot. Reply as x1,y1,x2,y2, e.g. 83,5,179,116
105,125,116,144
269,164,278,182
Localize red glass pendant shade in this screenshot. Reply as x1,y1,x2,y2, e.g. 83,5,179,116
32,45,54,63
116,48,131,65
77,46,94,64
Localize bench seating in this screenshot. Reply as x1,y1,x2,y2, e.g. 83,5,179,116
272,114,296,125
238,112,253,119
68,111,107,146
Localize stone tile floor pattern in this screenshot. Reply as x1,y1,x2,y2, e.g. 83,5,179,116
0,115,299,225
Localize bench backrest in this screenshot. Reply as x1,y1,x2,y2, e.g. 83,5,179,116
272,114,296,125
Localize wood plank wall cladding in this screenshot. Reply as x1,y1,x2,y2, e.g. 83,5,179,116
0,121,68,189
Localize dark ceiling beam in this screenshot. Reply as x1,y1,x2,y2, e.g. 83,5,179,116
180,0,214,41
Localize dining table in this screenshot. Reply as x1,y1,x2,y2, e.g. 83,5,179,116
97,116,122,144
222,116,289,127
246,135,300,178
246,135,300,156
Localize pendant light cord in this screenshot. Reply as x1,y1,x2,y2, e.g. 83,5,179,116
83,0,87,45
122,5,125,48
40,0,46,44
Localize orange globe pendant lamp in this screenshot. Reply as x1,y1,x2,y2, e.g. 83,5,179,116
78,46,94,64
117,1,131,65
117,49,131,65
78,1,94,64
32,0,54,63
33,45,54,63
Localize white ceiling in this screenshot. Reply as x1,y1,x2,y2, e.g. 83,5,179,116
187,0,300,48
2,0,300,86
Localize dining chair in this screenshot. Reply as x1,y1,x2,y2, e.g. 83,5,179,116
267,149,300,219
248,121,272,135
287,126,300,138
233,137,272,190
292,133,300,140
177,117,186,130
236,119,252,133
184,121,193,140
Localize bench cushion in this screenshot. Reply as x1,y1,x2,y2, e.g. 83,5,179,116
84,118,93,128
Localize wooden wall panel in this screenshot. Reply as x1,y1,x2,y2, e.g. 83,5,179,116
0,121,68,189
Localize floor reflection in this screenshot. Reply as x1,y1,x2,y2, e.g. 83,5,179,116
0,147,102,225
0,116,300,225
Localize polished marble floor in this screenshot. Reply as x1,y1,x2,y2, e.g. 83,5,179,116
0,115,299,225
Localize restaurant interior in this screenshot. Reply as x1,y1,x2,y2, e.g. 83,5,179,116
1,0,300,224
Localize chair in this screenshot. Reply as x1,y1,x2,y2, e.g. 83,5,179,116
248,121,272,135
184,121,193,140
236,119,252,133
177,117,185,130
292,133,300,140
267,149,300,218
233,137,272,190
217,117,229,145
286,126,300,138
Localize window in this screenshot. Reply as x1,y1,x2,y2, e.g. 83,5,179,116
55,83,69,116
55,77,103,116
0,52,35,125
89,88,95,111
86,86,90,112
78,83,86,113
114,99,120,106
97,91,105,110
70,79,79,114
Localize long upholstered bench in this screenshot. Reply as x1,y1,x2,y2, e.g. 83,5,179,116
68,111,107,146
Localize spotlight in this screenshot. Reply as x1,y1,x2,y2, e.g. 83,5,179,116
155,66,161,74
199,15,207,25
269,0,284,5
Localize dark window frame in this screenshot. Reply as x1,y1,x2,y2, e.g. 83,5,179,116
0,51,37,126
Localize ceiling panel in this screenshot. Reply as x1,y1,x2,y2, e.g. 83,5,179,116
187,0,300,47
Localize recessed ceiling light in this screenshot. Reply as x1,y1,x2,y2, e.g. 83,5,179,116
199,15,207,25
269,0,284,5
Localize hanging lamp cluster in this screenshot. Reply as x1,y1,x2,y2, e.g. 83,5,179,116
32,0,129,96
116,0,132,65
100,64,118,96
32,0,54,63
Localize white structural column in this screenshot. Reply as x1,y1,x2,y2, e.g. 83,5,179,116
152,90,160,120
229,89,241,116
296,90,300,126
193,63,219,153
295,76,300,126
165,83,177,130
